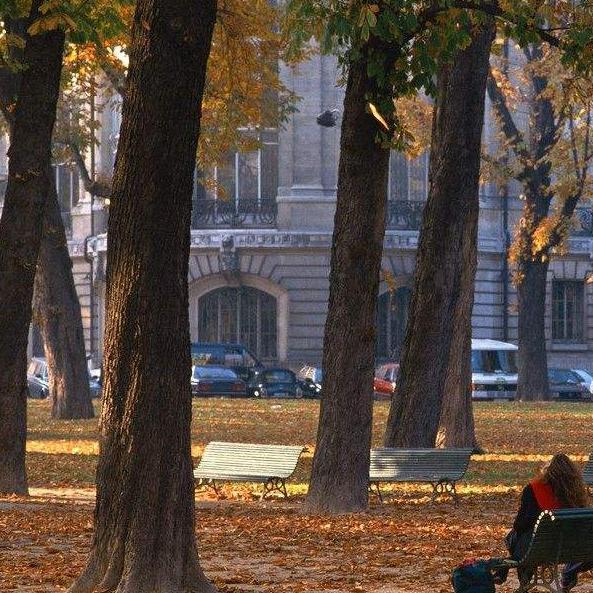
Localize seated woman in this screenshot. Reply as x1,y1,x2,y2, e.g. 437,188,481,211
507,453,590,591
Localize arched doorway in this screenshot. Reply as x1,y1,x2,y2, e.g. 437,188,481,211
198,287,277,360
376,287,411,362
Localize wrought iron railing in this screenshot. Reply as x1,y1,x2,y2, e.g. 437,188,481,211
573,208,593,236
192,198,277,229
385,199,425,231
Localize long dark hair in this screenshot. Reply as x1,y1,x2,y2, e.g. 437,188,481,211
541,453,588,508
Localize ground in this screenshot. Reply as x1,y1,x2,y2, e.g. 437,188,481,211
2,400,593,593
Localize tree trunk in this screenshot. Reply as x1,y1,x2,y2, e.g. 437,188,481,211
0,1,65,495
34,183,94,420
436,324,478,449
69,1,217,592
384,22,495,448
0,13,93,424
516,259,550,401
305,55,390,514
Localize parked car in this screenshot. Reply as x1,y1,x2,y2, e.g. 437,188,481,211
191,342,262,382
191,365,247,397
471,339,518,400
27,357,49,399
571,369,593,395
375,363,399,398
297,366,323,398
548,368,589,400
28,357,102,399
248,368,306,399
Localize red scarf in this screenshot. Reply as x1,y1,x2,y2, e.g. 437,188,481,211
530,479,562,510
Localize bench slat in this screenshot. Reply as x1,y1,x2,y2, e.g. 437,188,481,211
369,448,472,483
521,509,593,565
194,441,305,483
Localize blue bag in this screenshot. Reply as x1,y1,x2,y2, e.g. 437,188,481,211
451,559,496,593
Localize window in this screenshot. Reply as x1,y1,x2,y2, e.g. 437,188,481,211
388,151,429,202
552,281,584,341
198,130,279,206
376,287,411,361
198,287,277,359
54,164,80,236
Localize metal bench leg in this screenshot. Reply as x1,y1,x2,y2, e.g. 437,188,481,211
196,479,221,498
515,564,560,593
260,478,287,501
431,480,457,503
368,481,384,503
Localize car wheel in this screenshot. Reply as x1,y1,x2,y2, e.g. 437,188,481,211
295,387,303,399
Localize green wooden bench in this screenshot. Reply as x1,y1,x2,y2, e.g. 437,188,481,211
493,509,593,592
582,455,593,495
369,448,473,502
194,441,305,500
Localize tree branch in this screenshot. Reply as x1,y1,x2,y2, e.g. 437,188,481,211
486,70,531,167
66,141,112,198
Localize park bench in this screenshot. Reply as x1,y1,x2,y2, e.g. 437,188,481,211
193,441,305,500
582,454,593,495
492,509,593,592
369,447,472,502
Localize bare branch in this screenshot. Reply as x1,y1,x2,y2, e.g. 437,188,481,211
486,70,531,167
67,141,112,198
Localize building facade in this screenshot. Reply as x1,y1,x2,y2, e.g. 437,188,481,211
3,51,593,370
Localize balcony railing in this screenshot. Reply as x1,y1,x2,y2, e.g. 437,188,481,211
192,198,277,229
385,199,425,231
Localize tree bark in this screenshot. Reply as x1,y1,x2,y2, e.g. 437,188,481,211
34,183,94,419
69,1,217,591
384,22,495,448
516,258,550,401
436,325,478,448
0,12,93,422
305,55,390,514
0,1,65,495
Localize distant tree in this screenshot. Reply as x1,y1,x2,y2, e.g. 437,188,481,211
384,19,495,448
68,0,217,591
486,44,593,401
0,0,65,494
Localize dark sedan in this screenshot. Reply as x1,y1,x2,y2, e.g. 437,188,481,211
191,365,247,397
548,368,589,401
249,368,306,399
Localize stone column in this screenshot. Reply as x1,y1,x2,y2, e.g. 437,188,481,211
277,52,343,230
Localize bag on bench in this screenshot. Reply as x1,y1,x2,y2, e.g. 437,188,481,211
452,559,497,593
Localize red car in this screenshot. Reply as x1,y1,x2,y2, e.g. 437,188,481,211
374,363,399,399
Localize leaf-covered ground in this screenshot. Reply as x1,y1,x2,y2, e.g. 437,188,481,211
3,400,593,592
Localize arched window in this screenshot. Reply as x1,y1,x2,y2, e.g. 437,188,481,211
198,287,277,359
376,287,411,362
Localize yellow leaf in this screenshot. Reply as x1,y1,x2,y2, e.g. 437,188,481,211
368,102,389,131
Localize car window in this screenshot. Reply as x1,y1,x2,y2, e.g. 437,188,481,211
193,366,238,379
549,369,578,383
262,370,294,383
471,350,517,373
191,345,225,366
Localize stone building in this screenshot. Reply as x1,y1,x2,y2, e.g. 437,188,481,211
3,50,593,370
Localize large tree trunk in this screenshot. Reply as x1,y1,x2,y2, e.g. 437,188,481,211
0,1,65,495
69,1,217,592
34,183,94,419
305,55,390,514
384,22,495,448
0,13,92,424
436,325,478,448
516,258,550,401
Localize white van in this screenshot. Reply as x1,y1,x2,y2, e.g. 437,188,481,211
471,338,518,400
